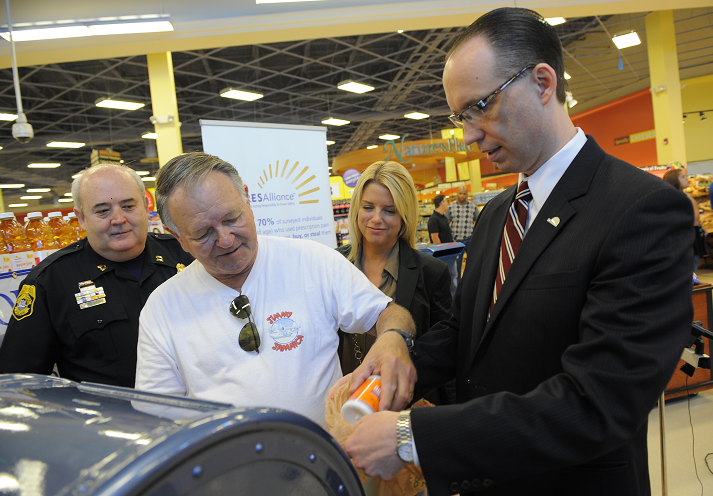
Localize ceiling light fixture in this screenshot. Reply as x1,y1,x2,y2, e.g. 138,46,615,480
96,98,145,111
397,30,404,33
337,80,375,94
64,193,73,196
135,171,150,176
28,163,61,168
404,112,429,120
141,177,156,182
8,203,27,208
0,15,173,42
26,188,51,193
546,17,566,26
219,88,264,101
564,72,571,80
20,196,41,200
366,145,378,149
701,112,708,121
379,134,400,140
326,140,335,145
612,32,641,49
0,113,17,121
46,141,85,148
58,198,74,203
141,132,158,139
322,117,350,126
0,184,25,188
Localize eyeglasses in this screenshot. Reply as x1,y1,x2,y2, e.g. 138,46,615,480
448,65,536,128
230,294,261,353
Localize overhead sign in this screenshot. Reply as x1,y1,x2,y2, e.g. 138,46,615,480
615,129,656,146
200,120,336,248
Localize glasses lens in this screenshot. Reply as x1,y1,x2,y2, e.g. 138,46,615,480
230,295,250,319
239,322,260,352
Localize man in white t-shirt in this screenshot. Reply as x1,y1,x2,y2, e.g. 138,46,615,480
136,152,416,425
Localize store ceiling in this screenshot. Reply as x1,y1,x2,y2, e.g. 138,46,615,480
0,7,711,209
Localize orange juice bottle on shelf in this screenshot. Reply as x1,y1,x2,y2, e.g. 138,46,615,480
0,226,10,273
0,212,35,272
47,211,73,248
67,212,86,241
24,212,59,265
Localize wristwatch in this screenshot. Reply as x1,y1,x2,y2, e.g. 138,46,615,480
396,411,414,464
382,328,415,357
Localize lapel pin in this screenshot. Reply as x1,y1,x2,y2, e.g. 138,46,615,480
547,217,560,227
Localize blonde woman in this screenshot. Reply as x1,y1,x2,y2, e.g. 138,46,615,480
337,161,452,385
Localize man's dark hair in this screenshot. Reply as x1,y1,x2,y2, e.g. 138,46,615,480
447,8,567,104
433,194,445,208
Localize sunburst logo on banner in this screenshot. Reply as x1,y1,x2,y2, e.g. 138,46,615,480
257,159,320,204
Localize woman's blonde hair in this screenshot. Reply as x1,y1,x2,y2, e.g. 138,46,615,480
347,161,418,262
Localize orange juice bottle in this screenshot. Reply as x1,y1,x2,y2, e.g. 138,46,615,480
24,212,59,265
67,212,86,241
0,212,35,272
47,212,72,248
0,226,10,273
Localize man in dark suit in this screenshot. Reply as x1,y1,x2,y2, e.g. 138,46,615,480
344,8,693,495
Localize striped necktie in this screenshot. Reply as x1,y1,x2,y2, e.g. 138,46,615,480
491,180,532,312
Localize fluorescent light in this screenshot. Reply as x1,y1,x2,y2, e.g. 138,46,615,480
612,32,641,49
64,193,73,196
366,145,378,149
0,146,3,150
88,20,173,36
398,30,404,33
58,198,74,203
142,132,158,139
28,163,61,168
20,196,42,200
8,204,28,208
142,177,156,182
326,140,335,145
1,16,172,42
96,98,145,111
47,141,85,148
220,88,264,101
27,188,51,193
0,184,25,188
337,80,375,94
0,113,17,121
1,25,91,42
546,17,566,26
564,72,571,80
404,112,429,120
135,171,150,176
322,117,350,126
379,134,400,140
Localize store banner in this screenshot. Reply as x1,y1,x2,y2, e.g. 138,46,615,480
0,269,33,348
201,120,335,248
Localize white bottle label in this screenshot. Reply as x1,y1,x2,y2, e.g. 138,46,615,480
11,252,36,272
34,249,58,265
0,255,12,273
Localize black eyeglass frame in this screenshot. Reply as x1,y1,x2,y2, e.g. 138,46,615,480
448,64,537,128
230,294,261,354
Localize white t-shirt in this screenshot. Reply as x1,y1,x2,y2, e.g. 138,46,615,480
136,235,391,425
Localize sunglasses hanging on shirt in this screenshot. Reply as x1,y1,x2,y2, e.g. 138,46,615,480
229,294,261,353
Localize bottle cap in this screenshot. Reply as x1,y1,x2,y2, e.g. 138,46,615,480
0,212,15,219
67,212,77,218
48,212,62,218
26,212,43,219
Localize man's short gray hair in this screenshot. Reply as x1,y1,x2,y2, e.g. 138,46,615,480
156,152,248,235
71,164,146,214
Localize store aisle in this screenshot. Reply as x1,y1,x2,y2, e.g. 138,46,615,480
648,389,713,495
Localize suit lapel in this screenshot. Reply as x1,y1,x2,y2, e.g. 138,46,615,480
395,240,418,309
477,136,605,349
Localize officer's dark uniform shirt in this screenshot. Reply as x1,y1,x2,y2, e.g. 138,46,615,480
0,233,194,387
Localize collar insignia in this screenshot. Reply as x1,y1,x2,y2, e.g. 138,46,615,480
156,256,164,262
97,265,107,271
176,263,186,273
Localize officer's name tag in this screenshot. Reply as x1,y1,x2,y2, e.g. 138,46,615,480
76,280,106,309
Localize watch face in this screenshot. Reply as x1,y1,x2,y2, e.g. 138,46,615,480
398,443,414,462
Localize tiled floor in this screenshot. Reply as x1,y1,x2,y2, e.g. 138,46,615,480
648,389,713,495
647,264,713,495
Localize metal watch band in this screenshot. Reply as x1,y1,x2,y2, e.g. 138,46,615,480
396,411,414,463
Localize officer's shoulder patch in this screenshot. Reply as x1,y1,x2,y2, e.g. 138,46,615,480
13,285,36,321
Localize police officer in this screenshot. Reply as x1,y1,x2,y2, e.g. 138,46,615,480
0,164,193,387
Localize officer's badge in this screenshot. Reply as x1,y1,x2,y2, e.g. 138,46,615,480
155,256,164,262
176,263,186,273
13,285,36,321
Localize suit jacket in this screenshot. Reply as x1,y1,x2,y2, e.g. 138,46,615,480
336,238,452,372
411,137,693,495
